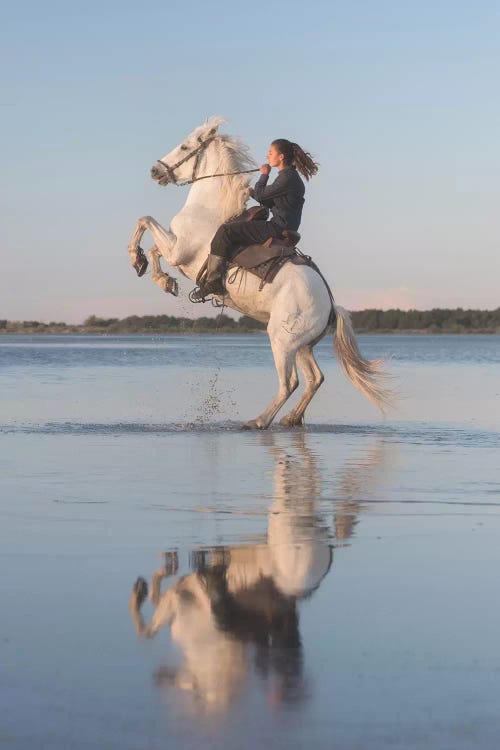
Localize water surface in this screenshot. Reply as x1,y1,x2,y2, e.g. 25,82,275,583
1,335,499,749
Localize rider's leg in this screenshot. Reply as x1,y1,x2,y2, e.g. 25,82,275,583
210,220,281,260
193,221,281,300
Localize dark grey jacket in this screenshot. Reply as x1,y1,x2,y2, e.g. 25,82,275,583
250,167,305,231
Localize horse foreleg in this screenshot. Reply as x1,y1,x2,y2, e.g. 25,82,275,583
128,216,178,295
128,216,151,266
280,346,324,427
128,577,151,638
244,335,299,430
129,574,177,639
149,246,179,296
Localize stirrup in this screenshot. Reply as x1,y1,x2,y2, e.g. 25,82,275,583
189,281,225,304
189,286,210,303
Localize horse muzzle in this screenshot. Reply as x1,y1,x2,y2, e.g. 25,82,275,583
150,163,171,186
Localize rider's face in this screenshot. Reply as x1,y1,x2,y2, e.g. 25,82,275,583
267,144,284,169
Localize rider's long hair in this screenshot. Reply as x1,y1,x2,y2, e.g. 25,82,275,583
272,139,319,180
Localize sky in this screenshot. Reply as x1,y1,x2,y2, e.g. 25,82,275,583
1,0,499,322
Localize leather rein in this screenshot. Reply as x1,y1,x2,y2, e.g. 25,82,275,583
155,133,260,187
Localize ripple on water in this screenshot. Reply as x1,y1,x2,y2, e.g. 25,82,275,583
1,420,499,448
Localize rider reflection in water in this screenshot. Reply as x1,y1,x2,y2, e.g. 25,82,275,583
167,549,306,706
129,435,333,714
130,544,316,712
129,435,389,715
191,139,319,300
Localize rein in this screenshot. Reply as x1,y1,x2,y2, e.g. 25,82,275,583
156,134,260,187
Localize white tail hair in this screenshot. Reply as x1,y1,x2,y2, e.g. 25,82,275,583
333,305,394,413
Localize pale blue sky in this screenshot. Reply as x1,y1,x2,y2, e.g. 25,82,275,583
2,0,499,322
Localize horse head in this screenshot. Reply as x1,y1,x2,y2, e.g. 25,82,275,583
150,116,226,186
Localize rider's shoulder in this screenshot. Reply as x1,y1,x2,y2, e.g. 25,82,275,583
280,166,299,179
286,166,305,189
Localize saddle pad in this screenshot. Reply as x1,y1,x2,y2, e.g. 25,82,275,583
228,244,309,287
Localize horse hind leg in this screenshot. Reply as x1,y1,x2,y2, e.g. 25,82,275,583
280,346,324,427
243,334,299,430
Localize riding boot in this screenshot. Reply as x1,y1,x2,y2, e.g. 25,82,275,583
191,255,227,301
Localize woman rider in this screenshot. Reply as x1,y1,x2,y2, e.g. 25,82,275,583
192,139,319,300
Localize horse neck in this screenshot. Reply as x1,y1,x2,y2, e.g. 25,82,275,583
184,177,224,218
184,139,250,222
172,140,251,279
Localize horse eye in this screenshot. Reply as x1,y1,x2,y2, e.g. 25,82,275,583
180,145,188,151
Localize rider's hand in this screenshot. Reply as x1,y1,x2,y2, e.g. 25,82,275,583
260,164,271,175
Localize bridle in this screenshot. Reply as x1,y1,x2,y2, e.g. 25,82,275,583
154,132,259,187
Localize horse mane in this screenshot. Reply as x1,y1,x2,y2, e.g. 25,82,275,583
213,134,257,221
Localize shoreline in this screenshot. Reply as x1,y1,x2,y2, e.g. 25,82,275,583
2,310,499,336
1,328,499,336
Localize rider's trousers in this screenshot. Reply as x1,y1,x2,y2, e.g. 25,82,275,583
210,220,282,260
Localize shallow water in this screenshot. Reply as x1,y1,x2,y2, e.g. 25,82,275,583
1,335,500,749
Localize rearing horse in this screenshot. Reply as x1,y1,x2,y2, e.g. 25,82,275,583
128,117,391,428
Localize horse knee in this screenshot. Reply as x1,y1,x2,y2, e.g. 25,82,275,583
139,215,154,228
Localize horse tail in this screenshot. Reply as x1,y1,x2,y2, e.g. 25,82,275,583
332,305,394,414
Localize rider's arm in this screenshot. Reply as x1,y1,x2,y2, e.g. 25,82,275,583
251,170,291,203
249,174,274,207
250,193,274,208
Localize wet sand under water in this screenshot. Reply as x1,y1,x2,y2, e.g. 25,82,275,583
1,335,500,749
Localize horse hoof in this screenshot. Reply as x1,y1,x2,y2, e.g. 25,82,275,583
243,419,266,430
133,248,149,277
163,278,179,297
133,576,148,605
279,415,304,427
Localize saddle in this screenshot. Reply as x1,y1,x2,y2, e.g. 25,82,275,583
227,209,306,288
196,207,309,291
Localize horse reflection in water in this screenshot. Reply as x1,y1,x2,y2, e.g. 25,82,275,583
129,434,386,714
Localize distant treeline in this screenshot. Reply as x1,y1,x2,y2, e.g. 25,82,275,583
350,308,500,333
0,314,265,334
1,308,499,334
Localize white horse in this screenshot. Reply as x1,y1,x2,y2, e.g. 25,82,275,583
128,117,391,428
